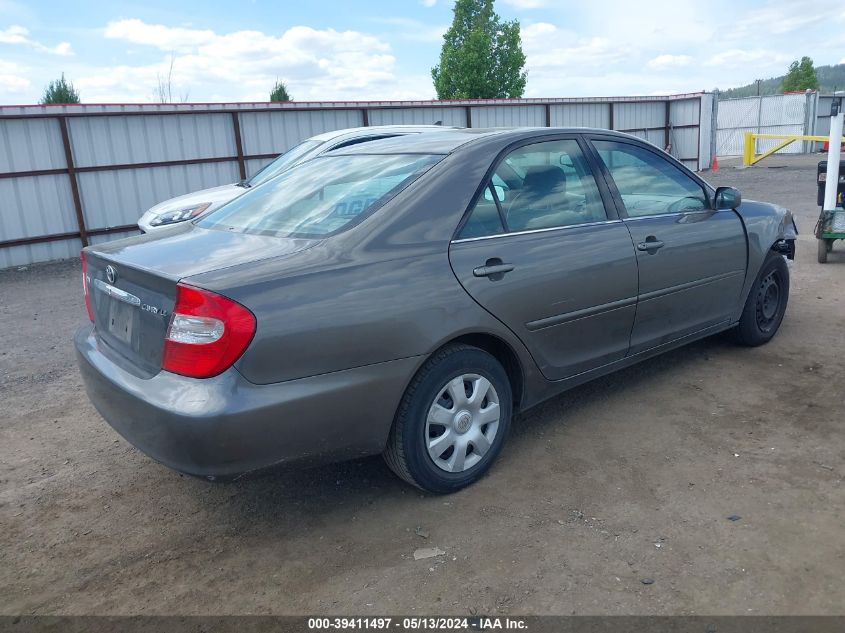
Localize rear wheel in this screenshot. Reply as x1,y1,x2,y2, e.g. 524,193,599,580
818,238,830,263
734,250,790,346
384,344,512,494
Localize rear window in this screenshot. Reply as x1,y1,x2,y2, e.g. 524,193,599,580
198,153,442,238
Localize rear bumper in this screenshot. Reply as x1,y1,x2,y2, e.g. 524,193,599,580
74,324,420,478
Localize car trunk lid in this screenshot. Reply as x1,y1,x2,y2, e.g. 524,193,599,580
85,226,319,375
86,253,177,376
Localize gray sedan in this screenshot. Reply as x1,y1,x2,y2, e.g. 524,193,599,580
75,128,797,493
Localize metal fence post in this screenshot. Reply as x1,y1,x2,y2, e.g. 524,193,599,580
230,112,247,181
58,116,88,248
710,94,719,169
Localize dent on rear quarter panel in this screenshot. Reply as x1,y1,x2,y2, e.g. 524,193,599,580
733,200,797,321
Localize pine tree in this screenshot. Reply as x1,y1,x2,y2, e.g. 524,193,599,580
270,80,292,102
40,74,80,104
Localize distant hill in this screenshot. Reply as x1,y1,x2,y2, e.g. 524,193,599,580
717,63,845,99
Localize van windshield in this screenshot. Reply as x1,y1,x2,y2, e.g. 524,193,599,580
198,153,442,238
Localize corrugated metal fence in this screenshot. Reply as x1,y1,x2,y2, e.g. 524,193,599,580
0,94,714,268
715,91,821,157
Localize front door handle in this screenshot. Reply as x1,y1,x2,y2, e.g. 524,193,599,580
637,237,665,252
473,259,514,279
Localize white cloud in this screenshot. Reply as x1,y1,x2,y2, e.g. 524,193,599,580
0,24,28,44
89,19,424,102
647,54,693,70
4,0,844,105
518,0,843,97
0,60,30,94
727,0,842,38
704,49,789,68
0,24,72,55
104,19,216,52
522,23,628,69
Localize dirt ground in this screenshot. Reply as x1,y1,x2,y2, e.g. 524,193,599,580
1,154,843,616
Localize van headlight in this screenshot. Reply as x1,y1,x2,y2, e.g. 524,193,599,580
149,203,211,227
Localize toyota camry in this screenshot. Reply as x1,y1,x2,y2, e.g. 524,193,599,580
75,128,797,493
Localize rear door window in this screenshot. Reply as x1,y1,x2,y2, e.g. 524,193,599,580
458,139,607,238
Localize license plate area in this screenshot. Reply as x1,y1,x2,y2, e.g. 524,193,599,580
107,299,137,346
94,279,141,349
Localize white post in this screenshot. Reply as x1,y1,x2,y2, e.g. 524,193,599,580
823,110,844,211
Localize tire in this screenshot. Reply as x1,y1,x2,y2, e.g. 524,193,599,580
818,238,829,263
734,250,790,346
384,344,512,494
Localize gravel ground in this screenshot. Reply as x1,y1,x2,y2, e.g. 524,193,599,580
1,154,843,615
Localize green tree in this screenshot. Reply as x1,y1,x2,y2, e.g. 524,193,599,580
270,79,292,102
40,73,80,104
432,0,527,100
781,56,819,92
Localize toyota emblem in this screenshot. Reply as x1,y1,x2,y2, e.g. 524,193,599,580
105,265,116,284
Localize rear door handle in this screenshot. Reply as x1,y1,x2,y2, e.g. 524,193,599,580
473,263,515,278
637,238,665,252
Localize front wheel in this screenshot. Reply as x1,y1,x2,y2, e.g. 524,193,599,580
384,344,512,494
734,250,790,346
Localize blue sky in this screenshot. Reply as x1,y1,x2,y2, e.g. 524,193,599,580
1,0,843,104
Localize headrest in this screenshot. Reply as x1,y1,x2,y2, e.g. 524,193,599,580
522,166,566,194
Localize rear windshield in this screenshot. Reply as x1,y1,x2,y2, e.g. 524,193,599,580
197,153,442,238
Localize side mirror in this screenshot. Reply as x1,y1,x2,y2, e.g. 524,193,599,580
714,186,742,210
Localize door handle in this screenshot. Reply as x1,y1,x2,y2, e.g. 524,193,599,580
637,238,665,252
473,262,514,278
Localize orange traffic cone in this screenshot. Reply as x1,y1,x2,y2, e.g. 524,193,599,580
712,155,719,172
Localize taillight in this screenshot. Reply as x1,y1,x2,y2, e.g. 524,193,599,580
162,283,256,379
81,251,94,322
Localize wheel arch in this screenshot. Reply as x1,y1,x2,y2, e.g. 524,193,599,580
732,201,796,323
437,332,525,411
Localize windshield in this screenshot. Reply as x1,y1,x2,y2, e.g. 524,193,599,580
198,153,442,238
246,140,323,187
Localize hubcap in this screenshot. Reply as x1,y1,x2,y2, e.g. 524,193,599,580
755,271,781,332
425,373,500,473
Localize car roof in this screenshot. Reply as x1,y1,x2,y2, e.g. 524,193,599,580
326,127,637,156
308,124,461,143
